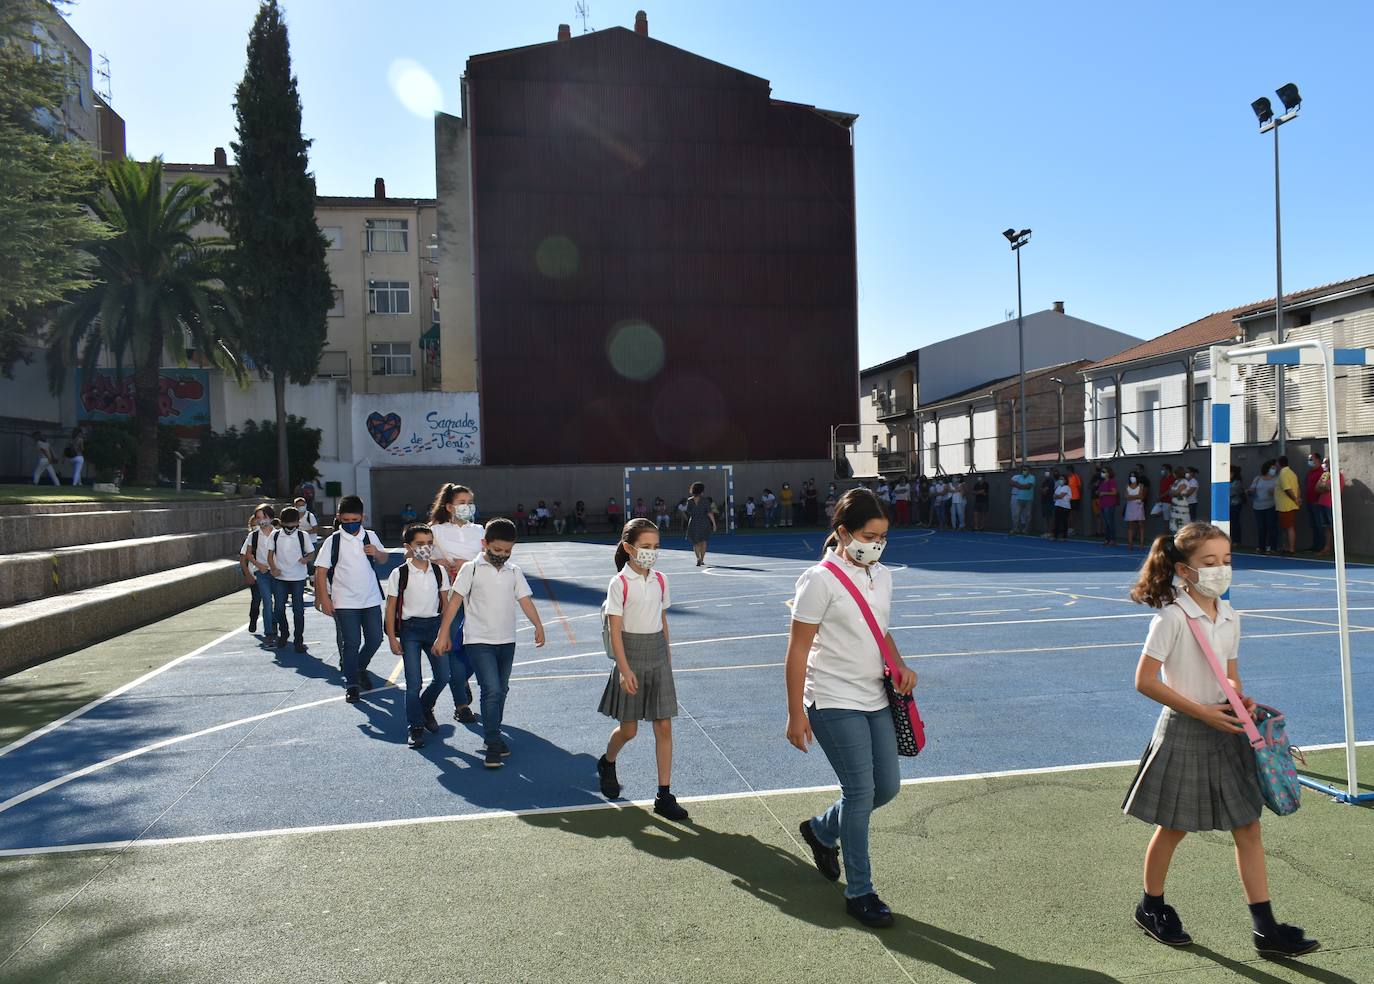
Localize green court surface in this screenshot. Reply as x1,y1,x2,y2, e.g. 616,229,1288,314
2,747,1370,983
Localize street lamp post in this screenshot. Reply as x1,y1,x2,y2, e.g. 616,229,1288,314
1251,83,1300,455
1002,228,1032,466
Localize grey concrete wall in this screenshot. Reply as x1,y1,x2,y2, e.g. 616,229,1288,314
0,500,286,554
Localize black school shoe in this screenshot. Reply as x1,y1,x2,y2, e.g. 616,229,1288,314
455,706,477,724
846,893,895,929
483,745,504,769
1254,924,1320,959
798,819,841,881
423,709,440,733
653,792,690,823
407,727,425,749
357,669,373,691
597,756,621,799
1134,903,1192,947
294,641,306,653
345,685,360,704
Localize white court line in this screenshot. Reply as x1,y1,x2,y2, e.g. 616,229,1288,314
0,623,248,760
4,741,1369,859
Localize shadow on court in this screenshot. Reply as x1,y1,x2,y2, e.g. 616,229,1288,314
425,725,604,811
521,806,1128,984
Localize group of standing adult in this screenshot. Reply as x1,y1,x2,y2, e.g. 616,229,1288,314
1231,452,1341,556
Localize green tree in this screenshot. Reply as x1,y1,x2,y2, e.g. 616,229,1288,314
221,0,333,496
0,0,109,375
48,158,243,485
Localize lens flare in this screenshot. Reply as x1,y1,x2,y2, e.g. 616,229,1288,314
534,234,579,280
606,320,665,382
387,59,443,118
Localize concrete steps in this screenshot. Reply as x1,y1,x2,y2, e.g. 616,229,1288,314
0,528,247,607
0,560,244,675
0,500,269,554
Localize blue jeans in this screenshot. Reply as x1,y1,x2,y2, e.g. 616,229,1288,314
466,642,516,745
1256,507,1278,552
335,606,383,686
448,609,474,709
1010,498,1031,532
1102,506,1117,542
254,572,277,637
400,616,449,728
806,705,902,898
272,579,306,640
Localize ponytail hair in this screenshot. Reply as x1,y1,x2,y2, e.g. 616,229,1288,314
614,517,660,571
1130,522,1230,608
821,488,891,558
428,482,472,525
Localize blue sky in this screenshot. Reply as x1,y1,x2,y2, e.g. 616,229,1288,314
66,0,1374,367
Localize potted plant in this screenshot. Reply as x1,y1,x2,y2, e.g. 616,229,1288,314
212,474,238,494
239,475,263,495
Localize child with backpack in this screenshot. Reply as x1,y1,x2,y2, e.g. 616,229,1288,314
268,506,316,653
595,518,688,821
1123,523,1318,958
428,482,483,722
433,518,545,768
240,504,280,647
314,495,389,703
384,525,451,749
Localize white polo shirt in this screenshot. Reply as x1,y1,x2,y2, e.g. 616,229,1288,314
240,526,275,569
269,528,315,582
1054,484,1073,509
384,560,451,620
450,553,533,645
606,569,670,634
790,550,892,712
1142,581,1239,705
431,520,484,567
315,529,385,609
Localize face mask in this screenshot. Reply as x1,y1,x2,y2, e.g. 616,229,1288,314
1099,471,1107,479
1268,468,1277,477
258,518,273,529
1308,458,1317,467
412,545,433,562
341,520,363,535
454,503,476,523
1187,563,1232,599
284,524,298,531
843,532,886,565
486,549,509,568
1129,477,1138,486
634,547,659,568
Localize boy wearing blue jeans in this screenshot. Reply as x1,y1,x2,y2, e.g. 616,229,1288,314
268,506,316,652
385,525,451,749
314,495,388,703
434,518,545,769
240,504,279,647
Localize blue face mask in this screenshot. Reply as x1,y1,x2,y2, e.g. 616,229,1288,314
341,520,363,535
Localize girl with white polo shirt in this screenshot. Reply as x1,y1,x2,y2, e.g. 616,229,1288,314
428,482,484,723
784,489,918,929
595,518,688,822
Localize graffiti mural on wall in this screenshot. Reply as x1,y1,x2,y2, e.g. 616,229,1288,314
351,392,481,466
75,369,211,425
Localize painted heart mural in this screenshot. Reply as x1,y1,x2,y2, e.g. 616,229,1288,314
366,412,402,449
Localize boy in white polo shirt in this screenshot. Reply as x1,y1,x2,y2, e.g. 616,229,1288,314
314,495,389,703
434,517,545,769
269,506,316,653
385,524,451,749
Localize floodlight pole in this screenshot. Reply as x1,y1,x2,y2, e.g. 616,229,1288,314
1258,98,1297,454
1016,246,1026,468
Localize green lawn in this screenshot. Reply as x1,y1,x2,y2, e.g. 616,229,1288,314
0,484,234,505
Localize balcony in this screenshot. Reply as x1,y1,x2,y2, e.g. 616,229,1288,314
877,450,910,474
876,393,914,421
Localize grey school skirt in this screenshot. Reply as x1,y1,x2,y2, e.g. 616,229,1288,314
1122,707,1263,832
598,630,678,722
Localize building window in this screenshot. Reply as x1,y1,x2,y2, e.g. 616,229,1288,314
1096,390,1117,456
368,280,410,314
1137,389,1161,452
322,226,343,250
370,342,412,376
1192,381,1210,444
328,289,344,317
365,218,408,253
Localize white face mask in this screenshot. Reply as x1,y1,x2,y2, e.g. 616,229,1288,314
634,547,659,568
258,518,272,529
412,545,433,562
1187,563,1232,599
1267,468,1277,478
454,503,476,522
843,533,886,565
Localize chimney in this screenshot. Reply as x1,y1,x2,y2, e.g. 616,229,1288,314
213,146,227,167
557,23,571,41
634,10,648,35
1052,300,1065,314
374,177,386,200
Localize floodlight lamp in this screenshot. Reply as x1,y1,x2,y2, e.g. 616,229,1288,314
1276,83,1301,112
1252,97,1274,124
1002,228,1017,242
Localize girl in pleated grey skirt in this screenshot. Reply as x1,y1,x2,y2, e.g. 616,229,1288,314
1123,524,1318,959
594,520,688,822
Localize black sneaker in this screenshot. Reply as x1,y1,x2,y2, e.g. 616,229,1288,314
294,642,306,653
846,893,895,929
491,738,511,758
799,819,841,881
248,617,257,633
455,706,477,724
345,685,360,704
597,756,621,799
357,669,373,691
1254,924,1320,959
1134,903,1192,947
407,727,425,749
653,792,690,823
483,745,504,769
423,709,440,734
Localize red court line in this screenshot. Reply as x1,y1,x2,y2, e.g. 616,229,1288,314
533,555,577,644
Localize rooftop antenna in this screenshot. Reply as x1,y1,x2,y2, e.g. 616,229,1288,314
1005,308,1015,322
574,1,591,33
95,52,112,102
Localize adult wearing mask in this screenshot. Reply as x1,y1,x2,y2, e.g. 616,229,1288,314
1303,453,1324,552
804,480,820,527
1039,470,1057,539
1314,456,1342,557
1275,456,1301,556
1098,466,1120,546
1248,461,1279,554
1010,466,1035,535
685,482,716,566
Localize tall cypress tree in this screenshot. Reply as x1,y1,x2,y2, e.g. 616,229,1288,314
222,0,332,495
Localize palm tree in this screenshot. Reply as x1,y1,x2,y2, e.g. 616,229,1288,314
49,158,243,486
